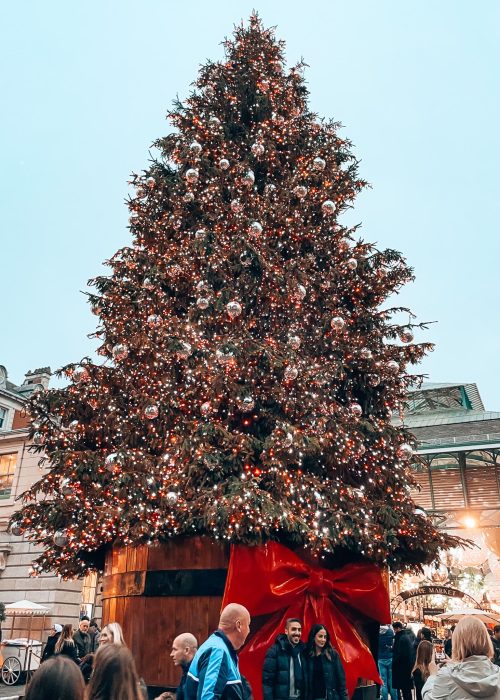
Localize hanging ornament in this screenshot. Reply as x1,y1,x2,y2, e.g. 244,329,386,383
142,277,155,290
176,342,192,360
400,330,414,344
185,169,199,184
249,221,263,236
33,432,44,446
200,401,212,416
196,298,210,310
293,185,308,198
237,395,255,412
68,420,80,433
330,316,345,331
386,360,400,373
350,403,363,418
146,177,156,189
60,478,73,496
398,443,414,458
204,85,215,98
147,314,162,327
226,301,242,319
216,348,236,365
231,199,243,213
368,373,380,387
321,200,336,216
313,157,326,171
104,453,121,472
195,229,206,239
166,491,178,505
259,79,270,92
240,251,253,267
295,285,307,301
347,258,358,270
288,335,301,350
283,432,293,448
112,344,129,361
73,366,90,383
144,404,159,420
53,530,69,548
242,170,255,186
219,158,230,170
360,347,372,360
10,524,22,537
209,116,220,125
284,366,298,381
251,142,265,156
183,192,195,203
189,141,202,155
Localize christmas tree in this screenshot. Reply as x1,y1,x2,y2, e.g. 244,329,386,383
14,15,456,578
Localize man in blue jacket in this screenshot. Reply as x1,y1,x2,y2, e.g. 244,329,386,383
186,603,251,700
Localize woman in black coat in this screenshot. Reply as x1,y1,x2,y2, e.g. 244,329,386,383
305,624,348,700
54,624,79,663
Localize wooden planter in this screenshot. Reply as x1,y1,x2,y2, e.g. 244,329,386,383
102,537,229,691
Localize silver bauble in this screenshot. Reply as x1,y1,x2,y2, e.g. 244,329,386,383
238,396,255,412
189,141,202,155
284,366,298,381
321,200,336,216
242,170,255,186
166,491,178,505
219,158,230,170
185,168,199,183
230,199,243,213
251,142,265,156
144,404,159,420
293,185,308,198
112,344,129,361
53,530,68,548
330,316,345,331
147,314,162,327
196,297,210,310
226,301,242,319
249,221,263,235
313,157,326,171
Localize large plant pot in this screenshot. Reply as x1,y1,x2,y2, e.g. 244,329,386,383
102,537,229,691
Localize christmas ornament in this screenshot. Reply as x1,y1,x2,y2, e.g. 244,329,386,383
386,360,399,373
313,157,326,171
216,348,235,365
251,142,265,156
259,79,270,92
189,141,202,155
53,530,68,548
249,221,263,236
264,183,276,195
226,301,242,319
219,158,230,170
347,258,358,270
142,277,155,290
112,344,129,361
105,453,121,472
350,403,363,418
177,342,192,360
185,168,199,183
283,432,293,448
321,200,336,216
68,420,80,433
195,229,206,239
60,478,73,496
196,297,210,310
237,395,255,412
295,285,306,301
284,366,298,381
367,374,380,387
144,404,159,420
330,316,345,331
231,199,243,213
33,432,44,445
242,170,255,186
398,443,414,458
200,401,211,416
10,524,22,537
146,176,155,188
166,491,178,505
73,366,90,383
147,314,162,327
183,192,195,203
209,116,220,124
360,348,372,359
400,331,414,344
288,335,301,350
293,185,308,198
240,251,253,267
204,85,215,98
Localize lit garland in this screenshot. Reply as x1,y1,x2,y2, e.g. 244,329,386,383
12,15,457,578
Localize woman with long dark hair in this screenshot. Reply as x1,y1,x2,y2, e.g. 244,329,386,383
305,624,348,700
412,641,436,700
54,623,79,663
86,644,143,700
25,655,84,700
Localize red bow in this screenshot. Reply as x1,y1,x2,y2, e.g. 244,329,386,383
222,542,390,698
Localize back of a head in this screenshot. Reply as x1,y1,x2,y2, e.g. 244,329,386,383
25,655,84,700
452,616,494,661
87,644,142,700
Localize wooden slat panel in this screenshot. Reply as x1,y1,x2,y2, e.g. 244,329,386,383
411,468,433,510
465,465,499,507
430,468,465,510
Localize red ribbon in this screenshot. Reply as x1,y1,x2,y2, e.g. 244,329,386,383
222,542,390,698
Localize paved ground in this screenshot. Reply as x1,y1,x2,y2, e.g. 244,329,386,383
0,683,25,698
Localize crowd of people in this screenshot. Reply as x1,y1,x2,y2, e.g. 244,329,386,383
24,604,348,700
379,619,500,700
22,606,500,700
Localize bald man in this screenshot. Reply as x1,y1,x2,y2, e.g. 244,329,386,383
171,633,199,700
186,603,251,700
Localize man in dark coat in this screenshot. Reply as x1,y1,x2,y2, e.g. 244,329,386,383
263,618,307,700
73,616,91,660
171,632,198,700
492,625,500,666
391,622,414,700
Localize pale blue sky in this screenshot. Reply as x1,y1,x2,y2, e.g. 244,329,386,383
2,1,499,408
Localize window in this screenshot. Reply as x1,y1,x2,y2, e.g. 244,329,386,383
0,407,7,429
0,453,17,499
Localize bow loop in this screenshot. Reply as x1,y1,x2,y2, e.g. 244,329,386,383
307,568,334,598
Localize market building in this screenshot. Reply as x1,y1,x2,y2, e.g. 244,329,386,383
0,365,99,635
392,382,500,621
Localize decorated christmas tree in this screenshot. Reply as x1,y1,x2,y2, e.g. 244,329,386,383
14,15,455,580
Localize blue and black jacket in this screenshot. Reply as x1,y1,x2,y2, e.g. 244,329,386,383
186,630,244,700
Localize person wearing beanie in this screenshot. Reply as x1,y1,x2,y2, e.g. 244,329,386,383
42,623,63,662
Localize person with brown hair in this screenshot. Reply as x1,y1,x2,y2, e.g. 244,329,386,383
412,641,437,700
422,616,500,699
25,654,85,700
86,644,143,700
55,623,79,663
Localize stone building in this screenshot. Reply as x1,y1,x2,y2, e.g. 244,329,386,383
0,365,99,638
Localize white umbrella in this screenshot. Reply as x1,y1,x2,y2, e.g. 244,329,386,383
5,600,50,615
436,608,500,625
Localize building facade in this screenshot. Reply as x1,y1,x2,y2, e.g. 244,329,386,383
0,366,99,637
